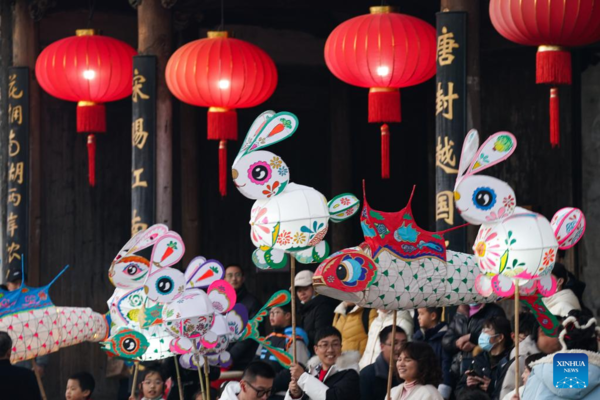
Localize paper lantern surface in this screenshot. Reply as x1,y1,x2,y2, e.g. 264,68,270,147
232,111,360,269
0,268,108,363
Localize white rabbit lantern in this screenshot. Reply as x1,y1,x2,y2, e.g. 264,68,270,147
454,130,585,298
232,110,360,269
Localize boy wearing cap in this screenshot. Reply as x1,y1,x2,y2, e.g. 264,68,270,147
295,270,337,347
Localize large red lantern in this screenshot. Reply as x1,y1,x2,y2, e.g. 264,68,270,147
166,31,278,196
490,0,600,147
324,6,436,178
36,29,137,186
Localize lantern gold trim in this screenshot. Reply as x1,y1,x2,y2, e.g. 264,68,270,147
76,29,96,36
370,6,397,14
538,45,566,52
369,87,399,93
208,31,229,38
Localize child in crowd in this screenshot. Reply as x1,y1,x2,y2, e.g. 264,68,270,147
132,367,166,400
66,372,95,400
414,307,453,399
502,352,545,400
256,304,309,399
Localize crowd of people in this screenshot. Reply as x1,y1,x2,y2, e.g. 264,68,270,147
1,262,598,400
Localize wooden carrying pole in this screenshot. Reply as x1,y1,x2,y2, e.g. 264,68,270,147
131,361,140,398
386,311,398,400
174,356,184,400
31,360,47,400
514,281,520,392
291,258,297,362
204,356,211,400
197,356,206,400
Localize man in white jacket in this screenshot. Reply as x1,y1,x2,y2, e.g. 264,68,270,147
220,361,276,400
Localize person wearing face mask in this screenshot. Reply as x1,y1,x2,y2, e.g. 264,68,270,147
294,270,338,347
457,316,513,400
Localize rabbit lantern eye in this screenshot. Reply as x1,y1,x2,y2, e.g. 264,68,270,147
249,162,271,185
473,187,496,210
156,276,174,294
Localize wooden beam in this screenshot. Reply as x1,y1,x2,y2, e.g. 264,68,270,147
138,0,173,226
12,0,41,286
180,102,200,265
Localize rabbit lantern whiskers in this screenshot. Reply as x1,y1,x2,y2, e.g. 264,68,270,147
453,130,586,298
232,111,361,269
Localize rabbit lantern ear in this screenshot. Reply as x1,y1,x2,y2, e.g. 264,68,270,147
233,111,299,164
457,131,517,182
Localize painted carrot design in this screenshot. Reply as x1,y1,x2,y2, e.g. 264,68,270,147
161,241,178,262
267,118,292,137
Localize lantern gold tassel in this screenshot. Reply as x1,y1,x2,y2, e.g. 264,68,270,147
550,88,560,148
381,124,390,179
87,134,96,187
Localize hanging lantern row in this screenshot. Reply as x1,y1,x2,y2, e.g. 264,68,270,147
165,31,278,196
489,0,600,147
36,29,137,186
324,6,437,179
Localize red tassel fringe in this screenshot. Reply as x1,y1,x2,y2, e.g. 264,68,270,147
369,89,401,123
87,134,96,187
77,103,106,133
536,48,571,85
219,140,227,197
381,124,390,179
550,88,560,148
208,109,238,141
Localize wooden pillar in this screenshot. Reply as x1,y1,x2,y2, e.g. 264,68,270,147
440,0,480,249
138,0,173,226
12,0,41,286
180,101,200,265
329,77,353,252
0,0,12,283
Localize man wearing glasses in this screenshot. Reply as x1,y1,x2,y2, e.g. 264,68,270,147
285,326,360,400
220,361,276,400
359,325,407,400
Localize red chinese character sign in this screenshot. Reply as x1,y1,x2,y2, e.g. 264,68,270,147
489,0,600,147
166,31,278,196
35,29,137,186
324,6,436,178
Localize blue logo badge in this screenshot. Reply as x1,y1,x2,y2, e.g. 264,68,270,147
554,353,588,388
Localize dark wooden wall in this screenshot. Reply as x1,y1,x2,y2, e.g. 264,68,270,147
9,1,585,398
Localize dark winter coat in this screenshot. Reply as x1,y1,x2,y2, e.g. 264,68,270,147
228,284,262,369
413,322,453,388
0,359,42,400
457,347,512,400
298,294,338,347
360,353,401,400
442,312,469,382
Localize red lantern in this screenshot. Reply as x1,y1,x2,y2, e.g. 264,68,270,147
490,0,600,147
324,6,436,178
36,29,136,186
166,31,278,196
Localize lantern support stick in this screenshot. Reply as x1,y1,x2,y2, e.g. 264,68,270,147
174,356,184,400
291,256,297,363
514,281,520,393
204,356,211,400
131,361,140,398
197,356,206,400
386,311,398,400
32,359,47,400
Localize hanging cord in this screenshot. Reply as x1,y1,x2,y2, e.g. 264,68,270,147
87,0,96,28
218,0,225,31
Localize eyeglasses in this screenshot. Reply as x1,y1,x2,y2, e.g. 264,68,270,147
243,381,272,398
316,342,342,350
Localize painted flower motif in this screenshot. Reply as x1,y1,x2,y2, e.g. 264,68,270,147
542,248,556,267
251,206,270,243
485,207,507,222
474,227,501,273
345,208,354,216
277,230,292,246
502,195,515,211
278,166,288,176
270,156,283,169
340,197,351,206
262,181,280,198
293,232,307,245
